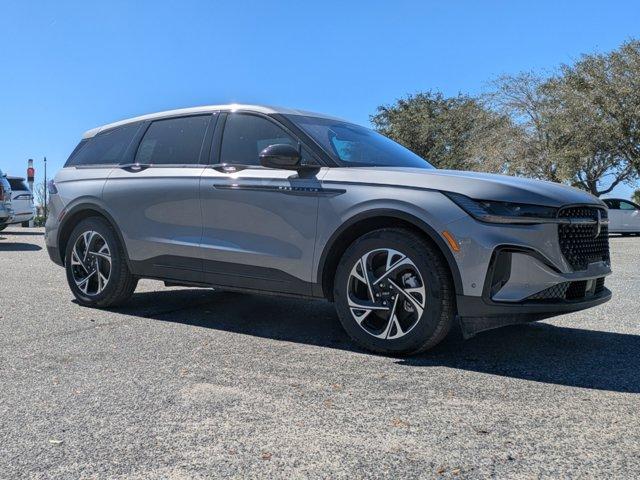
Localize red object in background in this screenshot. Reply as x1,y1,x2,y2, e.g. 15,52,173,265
27,167,35,182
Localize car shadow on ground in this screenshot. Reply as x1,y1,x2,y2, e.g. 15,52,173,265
104,288,640,394
0,230,44,236
0,240,42,251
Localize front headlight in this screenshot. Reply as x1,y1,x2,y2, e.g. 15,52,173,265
444,192,558,224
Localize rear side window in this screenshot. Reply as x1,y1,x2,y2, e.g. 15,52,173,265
220,113,298,166
135,115,210,165
66,123,141,167
8,179,28,191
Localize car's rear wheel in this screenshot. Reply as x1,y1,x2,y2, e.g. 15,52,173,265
65,217,138,307
333,228,455,355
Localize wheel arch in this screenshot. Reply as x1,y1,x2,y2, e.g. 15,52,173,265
316,209,463,301
57,203,131,269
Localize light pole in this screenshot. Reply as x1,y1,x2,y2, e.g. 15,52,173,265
27,159,35,227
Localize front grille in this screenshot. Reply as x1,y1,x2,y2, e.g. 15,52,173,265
526,277,605,302
558,206,610,271
528,282,570,300
594,277,605,294
565,280,587,300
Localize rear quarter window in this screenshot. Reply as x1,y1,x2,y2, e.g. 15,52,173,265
66,123,141,167
8,179,28,191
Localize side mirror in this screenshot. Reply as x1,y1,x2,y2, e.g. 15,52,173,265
259,144,301,170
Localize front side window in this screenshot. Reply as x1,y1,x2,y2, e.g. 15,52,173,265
220,113,298,166
66,123,141,167
287,115,434,169
136,115,210,165
619,200,638,210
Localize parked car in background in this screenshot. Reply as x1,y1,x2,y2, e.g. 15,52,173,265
0,169,14,231
5,176,35,227
603,198,640,235
45,104,612,354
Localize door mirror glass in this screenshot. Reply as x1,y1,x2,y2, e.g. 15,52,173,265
259,144,301,170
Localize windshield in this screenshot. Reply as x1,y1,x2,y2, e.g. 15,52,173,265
287,115,434,169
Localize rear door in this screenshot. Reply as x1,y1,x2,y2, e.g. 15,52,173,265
605,200,624,232
199,112,325,295
103,114,216,283
58,123,144,232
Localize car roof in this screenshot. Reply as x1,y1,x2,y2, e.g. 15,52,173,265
7,176,25,181
83,104,347,139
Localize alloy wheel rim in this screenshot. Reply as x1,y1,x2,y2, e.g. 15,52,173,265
71,231,112,296
347,248,426,340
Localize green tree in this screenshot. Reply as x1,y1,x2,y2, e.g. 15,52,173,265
489,40,640,196
487,73,567,183
370,92,515,172
373,40,640,197
633,189,640,204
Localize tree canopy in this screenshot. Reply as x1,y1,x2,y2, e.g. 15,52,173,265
372,40,640,197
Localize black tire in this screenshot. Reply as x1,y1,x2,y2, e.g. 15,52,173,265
0,224,6,232
65,216,138,308
333,228,455,355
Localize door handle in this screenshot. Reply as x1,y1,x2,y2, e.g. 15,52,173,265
211,163,249,173
119,163,151,172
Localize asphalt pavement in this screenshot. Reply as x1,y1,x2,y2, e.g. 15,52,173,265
1,226,638,479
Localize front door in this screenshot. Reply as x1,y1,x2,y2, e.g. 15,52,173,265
199,112,324,295
618,200,640,232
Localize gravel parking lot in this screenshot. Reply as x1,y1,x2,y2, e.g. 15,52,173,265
0,226,638,479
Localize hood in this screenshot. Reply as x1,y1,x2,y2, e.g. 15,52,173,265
325,167,603,208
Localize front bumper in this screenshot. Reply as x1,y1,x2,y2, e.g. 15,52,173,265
444,209,612,337
457,287,612,337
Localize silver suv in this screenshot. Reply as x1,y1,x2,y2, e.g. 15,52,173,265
45,105,612,354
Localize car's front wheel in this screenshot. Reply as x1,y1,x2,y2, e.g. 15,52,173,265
65,217,138,308
333,228,455,355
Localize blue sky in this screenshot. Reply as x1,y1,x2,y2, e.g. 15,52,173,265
1,0,638,198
